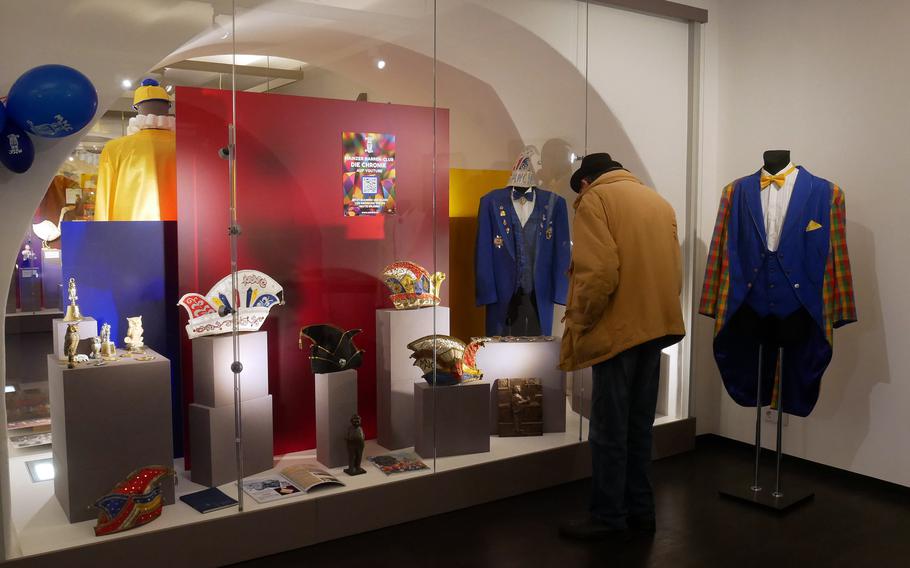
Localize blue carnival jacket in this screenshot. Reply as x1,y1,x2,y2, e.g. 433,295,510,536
700,166,856,417
475,187,571,335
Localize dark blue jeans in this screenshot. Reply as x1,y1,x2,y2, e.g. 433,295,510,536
589,340,662,528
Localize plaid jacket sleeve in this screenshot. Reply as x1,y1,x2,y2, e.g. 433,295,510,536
699,183,735,323
823,184,857,339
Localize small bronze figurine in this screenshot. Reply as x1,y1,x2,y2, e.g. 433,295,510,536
343,414,366,476
65,323,80,369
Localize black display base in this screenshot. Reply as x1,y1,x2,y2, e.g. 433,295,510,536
719,485,814,512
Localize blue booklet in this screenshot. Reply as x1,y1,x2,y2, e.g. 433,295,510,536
179,487,238,514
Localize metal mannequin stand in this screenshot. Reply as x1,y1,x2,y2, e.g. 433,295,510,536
719,346,814,511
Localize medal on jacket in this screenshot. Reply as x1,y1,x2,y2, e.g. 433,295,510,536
546,226,553,240
494,235,503,248
503,218,510,234
499,205,506,217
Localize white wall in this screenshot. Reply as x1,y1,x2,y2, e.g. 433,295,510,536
701,0,910,487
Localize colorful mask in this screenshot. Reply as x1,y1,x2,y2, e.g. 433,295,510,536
93,466,172,536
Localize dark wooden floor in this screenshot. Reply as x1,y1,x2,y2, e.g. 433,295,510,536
232,436,910,568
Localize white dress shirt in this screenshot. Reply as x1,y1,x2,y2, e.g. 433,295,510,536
760,163,798,252
512,187,535,227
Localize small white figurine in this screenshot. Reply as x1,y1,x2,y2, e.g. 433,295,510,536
123,316,145,354
90,336,102,359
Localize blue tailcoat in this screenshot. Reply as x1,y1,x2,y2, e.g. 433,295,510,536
712,167,851,417
475,187,571,335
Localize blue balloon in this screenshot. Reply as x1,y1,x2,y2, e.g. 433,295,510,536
0,101,6,134
0,119,35,174
6,64,98,138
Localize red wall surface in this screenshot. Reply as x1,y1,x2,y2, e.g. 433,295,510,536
176,87,449,457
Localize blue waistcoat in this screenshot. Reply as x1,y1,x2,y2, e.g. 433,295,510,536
475,187,571,336
714,167,835,417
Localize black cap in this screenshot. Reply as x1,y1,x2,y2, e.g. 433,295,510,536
570,153,624,192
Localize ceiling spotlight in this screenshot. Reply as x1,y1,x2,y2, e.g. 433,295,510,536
165,85,173,93
121,79,132,89
570,152,577,164
68,156,75,162
376,59,386,70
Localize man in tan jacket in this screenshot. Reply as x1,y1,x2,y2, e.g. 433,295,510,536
559,153,685,541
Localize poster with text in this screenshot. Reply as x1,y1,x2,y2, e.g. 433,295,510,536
343,132,396,216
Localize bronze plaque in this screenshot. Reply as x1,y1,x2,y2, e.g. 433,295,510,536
497,378,543,437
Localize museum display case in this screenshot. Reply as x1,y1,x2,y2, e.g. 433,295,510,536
0,0,701,563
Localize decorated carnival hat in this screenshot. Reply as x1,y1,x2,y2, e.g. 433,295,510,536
406,335,489,386
178,270,283,339
507,146,541,188
382,261,446,310
132,78,170,109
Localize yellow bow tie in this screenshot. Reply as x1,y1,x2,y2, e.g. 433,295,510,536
760,165,796,190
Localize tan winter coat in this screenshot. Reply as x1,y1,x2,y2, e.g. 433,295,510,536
560,170,686,371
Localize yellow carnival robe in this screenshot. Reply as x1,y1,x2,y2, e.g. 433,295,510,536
94,128,177,221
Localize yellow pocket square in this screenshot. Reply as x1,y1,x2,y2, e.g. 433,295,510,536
806,220,823,232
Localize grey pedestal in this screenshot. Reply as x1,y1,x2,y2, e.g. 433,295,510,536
414,381,491,459
189,331,273,486
192,331,269,407
48,350,174,523
476,340,566,434
315,370,358,469
376,307,450,450
52,317,98,360
188,395,274,487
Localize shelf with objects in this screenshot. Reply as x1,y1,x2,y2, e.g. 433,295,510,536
2,0,700,563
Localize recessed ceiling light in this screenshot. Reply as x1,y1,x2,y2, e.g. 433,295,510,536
121,79,132,89
377,59,387,70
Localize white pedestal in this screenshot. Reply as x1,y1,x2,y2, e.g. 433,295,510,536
189,395,274,487
192,331,269,407
376,307,450,450
315,370,358,469
414,381,491,458
477,339,567,434
52,317,98,360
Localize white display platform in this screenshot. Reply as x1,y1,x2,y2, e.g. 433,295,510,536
51,317,98,360
6,398,691,567
376,307,450,450
414,381,491,459
188,395,274,487
315,369,358,469
476,339,566,434
192,331,269,407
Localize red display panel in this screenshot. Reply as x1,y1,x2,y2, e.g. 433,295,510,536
177,87,449,457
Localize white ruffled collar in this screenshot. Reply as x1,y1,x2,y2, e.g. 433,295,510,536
127,114,176,135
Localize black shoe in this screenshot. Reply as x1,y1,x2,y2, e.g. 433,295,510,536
559,518,631,542
628,517,656,535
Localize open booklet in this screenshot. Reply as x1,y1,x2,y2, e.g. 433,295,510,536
242,464,345,504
